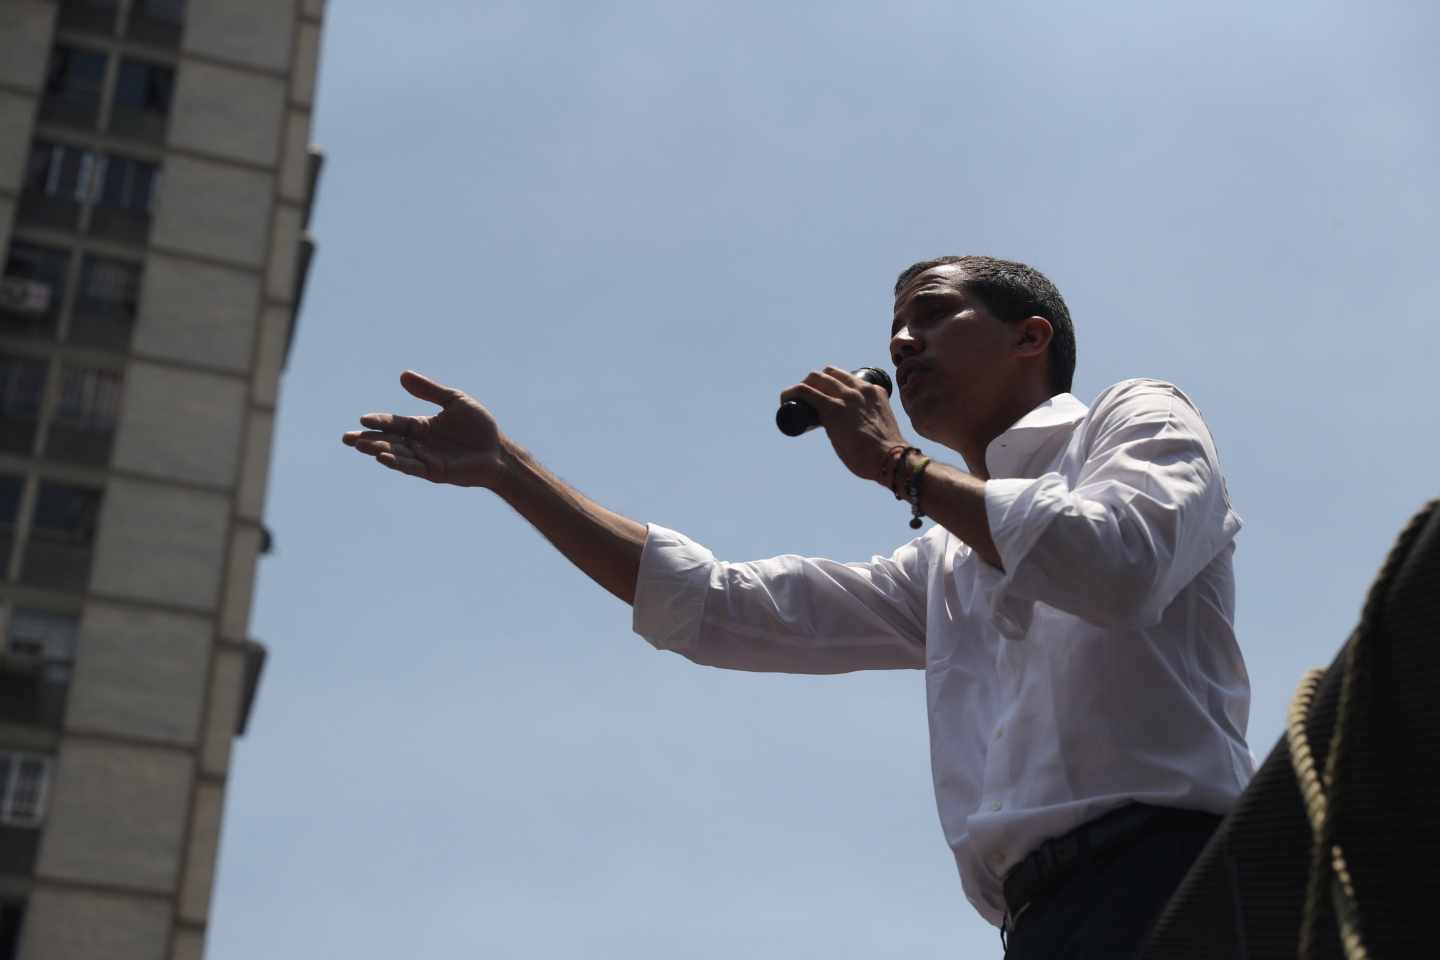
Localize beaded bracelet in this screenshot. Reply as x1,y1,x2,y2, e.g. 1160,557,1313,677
904,456,933,529
880,444,919,497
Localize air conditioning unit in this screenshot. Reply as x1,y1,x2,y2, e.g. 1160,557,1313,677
0,277,52,314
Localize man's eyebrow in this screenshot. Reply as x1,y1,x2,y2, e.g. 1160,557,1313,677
912,289,964,303
892,289,967,331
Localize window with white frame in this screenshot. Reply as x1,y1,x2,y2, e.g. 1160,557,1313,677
25,141,96,203
24,142,158,211
0,753,51,828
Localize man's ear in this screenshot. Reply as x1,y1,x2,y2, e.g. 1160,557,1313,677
1014,316,1053,358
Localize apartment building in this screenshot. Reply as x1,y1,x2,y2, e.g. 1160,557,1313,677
0,1,323,956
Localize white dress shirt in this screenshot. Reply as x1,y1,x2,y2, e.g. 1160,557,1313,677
631,378,1252,924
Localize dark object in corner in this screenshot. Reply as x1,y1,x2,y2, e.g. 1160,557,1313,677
1141,500,1440,959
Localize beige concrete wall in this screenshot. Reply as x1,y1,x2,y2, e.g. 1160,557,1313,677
0,0,56,92
219,524,261,640
169,59,287,167
0,90,36,193
89,478,231,611
199,647,245,776
37,741,192,890
266,204,302,301
111,361,248,488
291,21,322,106
0,0,327,947
177,782,224,922
236,409,275,520
133,253,261,373
151,156,274,267
252,303,291,406
183,0,297,73
18,887,170,960
171,929,205,960
278,109,312,202
65,602,211,745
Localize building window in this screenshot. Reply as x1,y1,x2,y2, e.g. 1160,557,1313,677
0,608,77,730
58,0,120,36
40,45,108,130
89,154,160,244
70,255,141,351
19,141,92,231
24,141,94,200
20,142,159,242
0,475,21,575
96,155,159,209
0,354,49,456
0,900,22,960
128,0,186,47
110,58,175,142
3,610,77,667
0,753,51,828
47,365,122,466
0,243,70,341
19,482,102,593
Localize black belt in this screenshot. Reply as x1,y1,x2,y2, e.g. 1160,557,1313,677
1001,803,1218,927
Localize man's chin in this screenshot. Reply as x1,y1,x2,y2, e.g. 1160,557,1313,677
902,395,936,432
906,413,938,444
905,407,963,453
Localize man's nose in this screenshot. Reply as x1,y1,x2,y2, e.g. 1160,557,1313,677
890,325,922,365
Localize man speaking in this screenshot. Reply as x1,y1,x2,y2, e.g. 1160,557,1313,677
342,255,1252,957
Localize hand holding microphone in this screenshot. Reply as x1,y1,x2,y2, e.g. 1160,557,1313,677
776,366,894,436
775,365,910,486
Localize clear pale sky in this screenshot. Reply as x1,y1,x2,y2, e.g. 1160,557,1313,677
208,3,1439,957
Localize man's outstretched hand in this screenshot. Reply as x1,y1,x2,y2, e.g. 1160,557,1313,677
342,371,504,487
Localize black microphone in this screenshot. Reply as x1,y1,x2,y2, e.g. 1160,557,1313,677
776,367,894,436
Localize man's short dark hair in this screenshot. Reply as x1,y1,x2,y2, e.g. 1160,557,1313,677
894,255,1077,396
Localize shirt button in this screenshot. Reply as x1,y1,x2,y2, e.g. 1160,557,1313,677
994,727,1004,740
991,801,1003,812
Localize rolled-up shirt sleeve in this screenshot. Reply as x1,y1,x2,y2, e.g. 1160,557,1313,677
982,380,1241,631
632,524,929,673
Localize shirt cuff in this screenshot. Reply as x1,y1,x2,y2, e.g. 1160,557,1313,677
631,523,717,653
981,475,1067,637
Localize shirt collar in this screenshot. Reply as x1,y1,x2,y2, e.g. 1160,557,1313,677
984,392,1089,480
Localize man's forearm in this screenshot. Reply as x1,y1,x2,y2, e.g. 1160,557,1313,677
901,458,1004,569
490,438,646,605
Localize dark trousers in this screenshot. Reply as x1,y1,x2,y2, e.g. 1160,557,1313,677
1001,811,1221,959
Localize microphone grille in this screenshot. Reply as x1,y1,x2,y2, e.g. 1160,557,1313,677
856,367,893,397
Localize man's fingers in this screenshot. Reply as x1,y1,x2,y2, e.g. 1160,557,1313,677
780,382,839,411
358,412,423,437
400,370,461,408
354,438,405,457
377,451,431,479
345,429,434,474
799,369,849,398
343,429,400,449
